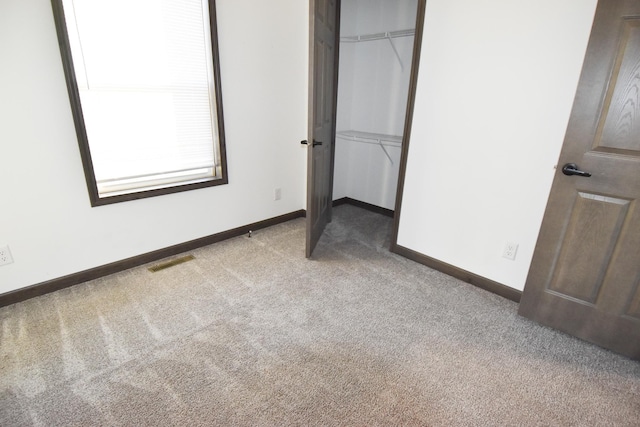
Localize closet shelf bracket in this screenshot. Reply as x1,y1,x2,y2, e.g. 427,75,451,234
386,36,404,70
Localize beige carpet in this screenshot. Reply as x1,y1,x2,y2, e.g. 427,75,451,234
1,204,639,426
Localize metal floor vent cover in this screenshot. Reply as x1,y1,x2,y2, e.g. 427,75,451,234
148,255,195,272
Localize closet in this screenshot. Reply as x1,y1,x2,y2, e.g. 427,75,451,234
333,0,418,211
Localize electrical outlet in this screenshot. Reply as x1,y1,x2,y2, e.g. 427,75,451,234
502,242,518,261
0,245,14,266
274,188,282,201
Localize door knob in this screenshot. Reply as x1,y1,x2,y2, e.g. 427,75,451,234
300,139,322,147
562,163,591,177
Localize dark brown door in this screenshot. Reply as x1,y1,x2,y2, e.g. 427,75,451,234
306,0,339,257
519,0,640,360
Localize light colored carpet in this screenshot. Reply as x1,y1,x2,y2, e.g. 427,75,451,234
1,204,639,426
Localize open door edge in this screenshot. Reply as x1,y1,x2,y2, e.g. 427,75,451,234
390,0,427,250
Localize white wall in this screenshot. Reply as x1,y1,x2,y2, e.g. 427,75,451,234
397,0,598,291
334,0,417,208
0,0,309,295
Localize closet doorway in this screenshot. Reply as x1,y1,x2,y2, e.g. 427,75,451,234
333,0,419,213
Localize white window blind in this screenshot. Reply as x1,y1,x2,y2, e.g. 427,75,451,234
61,0,220,196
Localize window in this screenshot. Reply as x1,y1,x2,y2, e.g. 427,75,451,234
51,0,227,206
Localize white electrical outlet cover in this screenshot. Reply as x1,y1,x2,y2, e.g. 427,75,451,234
502,242,518,261
0,245,14,266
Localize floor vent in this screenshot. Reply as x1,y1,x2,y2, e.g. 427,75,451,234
148,255,195,272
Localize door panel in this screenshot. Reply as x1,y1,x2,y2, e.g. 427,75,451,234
596,19,640,152
547,192,630,303
314,41,324,125
306,0,339,257
519,0,640,360
316,0,326,22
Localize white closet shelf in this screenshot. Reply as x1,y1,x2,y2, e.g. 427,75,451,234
340,29,415,43
337,130,402,146
336,130,402,165
341,29,414,69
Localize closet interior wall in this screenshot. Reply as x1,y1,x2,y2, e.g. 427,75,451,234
333,0,418,210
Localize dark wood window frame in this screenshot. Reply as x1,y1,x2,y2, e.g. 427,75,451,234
50,0,228,206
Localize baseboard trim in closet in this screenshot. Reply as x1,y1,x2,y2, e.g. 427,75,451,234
333,197,395,218
0,210,306,308
391,243,522,303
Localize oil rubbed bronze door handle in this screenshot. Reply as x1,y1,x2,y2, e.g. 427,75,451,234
300,139,322,147
562,163,592,177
